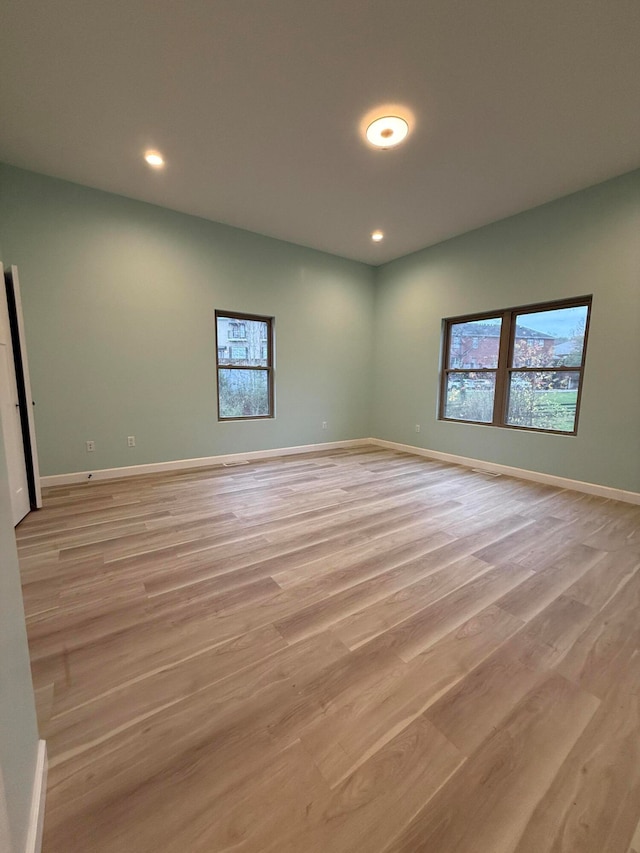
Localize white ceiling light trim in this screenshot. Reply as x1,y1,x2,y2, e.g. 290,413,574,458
366,116,409,149
144,150,165,168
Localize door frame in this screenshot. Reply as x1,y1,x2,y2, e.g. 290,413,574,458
2,264,42,512
0,267,30,523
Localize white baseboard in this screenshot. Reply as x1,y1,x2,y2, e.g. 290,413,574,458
40,439,369,487
369,437,640,505
39,436,640,505
25,741,47,853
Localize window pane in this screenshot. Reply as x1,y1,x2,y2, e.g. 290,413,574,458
512,305,588,368
217,317,269,366
449,317,501,369
444,371,496,423
507,370,579,432
218,369,270,418
229,345,248,362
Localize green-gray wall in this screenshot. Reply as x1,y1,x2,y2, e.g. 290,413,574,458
0,253,39,851
373,170,640,492
0,165,375,476
1,163,639,492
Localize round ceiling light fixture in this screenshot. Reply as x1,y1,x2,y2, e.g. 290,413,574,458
366,115,409,149
144,150,165,168
371,230,384,242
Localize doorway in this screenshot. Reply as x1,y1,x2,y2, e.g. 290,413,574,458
0,264,40,525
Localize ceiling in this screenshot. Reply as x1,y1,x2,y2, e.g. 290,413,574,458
1,1,639,265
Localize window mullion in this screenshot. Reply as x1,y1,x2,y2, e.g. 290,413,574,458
493,311,512,425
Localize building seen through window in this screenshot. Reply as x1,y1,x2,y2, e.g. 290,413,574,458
441,298,591,434
215,312,274,419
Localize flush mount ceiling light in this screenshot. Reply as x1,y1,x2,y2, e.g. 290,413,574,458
371,230,384,242
365,116,409,149
144,150,165,168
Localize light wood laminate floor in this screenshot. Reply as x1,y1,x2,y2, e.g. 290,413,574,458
16,447,640,852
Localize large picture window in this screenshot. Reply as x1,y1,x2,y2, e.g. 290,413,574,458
215,311,274,420
440,296,591,434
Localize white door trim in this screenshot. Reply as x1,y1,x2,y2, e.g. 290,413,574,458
0,263,30,524
25,741,47,853
7,267,42,508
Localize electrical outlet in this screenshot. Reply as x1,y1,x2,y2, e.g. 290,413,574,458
86,440,95,452
128,435,136,447
322,421,328,430
415,424,421,433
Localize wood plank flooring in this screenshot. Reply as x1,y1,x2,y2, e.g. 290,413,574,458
15,446,640,852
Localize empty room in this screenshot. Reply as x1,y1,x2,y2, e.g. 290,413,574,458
1,2,640,852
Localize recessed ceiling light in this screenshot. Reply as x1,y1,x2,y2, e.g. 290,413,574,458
366,116,409,149
144,150,165,168
371,230,384,242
